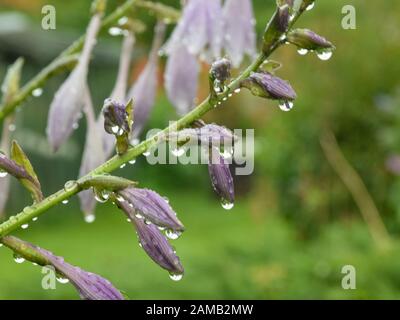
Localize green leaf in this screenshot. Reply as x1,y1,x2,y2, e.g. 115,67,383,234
10,141,43,203
1,58,24,105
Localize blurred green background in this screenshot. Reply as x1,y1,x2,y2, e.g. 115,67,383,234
1,0,400,299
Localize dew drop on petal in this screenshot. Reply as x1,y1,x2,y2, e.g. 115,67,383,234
165,229,181,240
317,50,333,61
14,254,25,264
84,214,95,223
297,48,309,56
278,101,294,112
306,2,315,11
221,201,234,210
169,273,183,281
57,276,70,284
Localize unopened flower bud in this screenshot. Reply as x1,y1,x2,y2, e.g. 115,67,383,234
263,4,290,53
241,72,297,101
287,28,334,51
102,99,131,136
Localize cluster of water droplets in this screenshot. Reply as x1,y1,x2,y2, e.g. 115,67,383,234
108,17,130,37
296,48,333,61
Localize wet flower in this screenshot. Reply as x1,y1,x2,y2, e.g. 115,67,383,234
165,44,200,115
287,28,335,51
208,147,234,207
127,23,165,138
241,71,297,101
222,0,256,67
163,0,223,62
117,187,184,231
102,99,131,136
47,12,102,152
2,236,124,300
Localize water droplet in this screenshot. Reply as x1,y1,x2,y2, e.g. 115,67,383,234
317,50,333,61
62,200,69,205
221,201,234,210
13,254,25,264
126,218,131,223
129,159,136,165
72,122,79,130
171,147,185,157
32,88,43,97
21,224,29,229
64,180,78,192
169,273,183,281
8,123,16,132
0,243,3,248
297,48,309,56
84,214,95,223
135,213,143,219
108,27,123,36
32,217,38,222
165,229,181,240
234,88,241,94
56,276,70,284
111,126,119,134
23,206,33,214
278,101,294,112
144,219,152,225
306,2,315,11
118,16,128,25
0,171,8,178
143,151,151,157
120,163,126,169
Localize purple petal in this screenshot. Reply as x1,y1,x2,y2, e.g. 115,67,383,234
208,147,234,205
127,23,165,138
46,14,101,152
164,44,199,115
222,0,256,67
118,187,184,231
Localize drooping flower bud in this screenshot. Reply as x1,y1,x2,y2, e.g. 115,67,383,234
47,11,102,152
130,214,184,275
1,236,124,300
222,0,256,67
263,4,290,53
164,44,199,116
117,187,184,232
241,72,297,101
287,28,334,51
208,147,234,209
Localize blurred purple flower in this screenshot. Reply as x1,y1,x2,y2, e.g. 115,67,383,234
164,44,199,115
386,155,400,175
208,147,234,206
78,90,106,219
222,0,256,67
47,14,101,152
117,187,185,231
127,23,165,139
163,0,223,62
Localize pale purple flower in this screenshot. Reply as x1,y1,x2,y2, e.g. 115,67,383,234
208,147,234,206
127,22,165,138
99,33,135,157
222,0,256,67
117,187,185,231
47,14,101,152
241,72,297,101
163,0,223,61
78,90,106,218
164,44,199,115
0,119,12,217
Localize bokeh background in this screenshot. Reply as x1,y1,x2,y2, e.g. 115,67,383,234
1,0,400,299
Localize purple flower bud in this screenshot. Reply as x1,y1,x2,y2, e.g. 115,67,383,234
163,0,223,62
132,216,184,275
164,44,199,116
222,0,256,67
127,23,165,138
287,28,335,51
102,99,130,136
117,187,184,231
263,4,290,53
210,58,232,84
3,236,123,300
241,72,297,101
47,14,101,152
208,147,234,206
